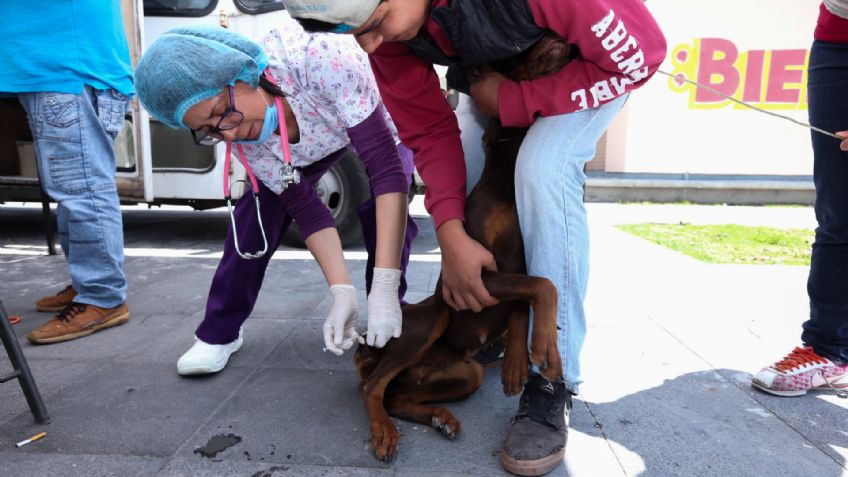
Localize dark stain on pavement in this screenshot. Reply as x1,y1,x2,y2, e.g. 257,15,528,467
250,466,289,477
193,433,242,458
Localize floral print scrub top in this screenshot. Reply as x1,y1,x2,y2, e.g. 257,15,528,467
239,15,400,194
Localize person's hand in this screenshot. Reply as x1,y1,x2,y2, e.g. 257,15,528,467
469,67,506,118
366,268,403,348
437,220,499,312
322,284,364,356
837,131,848,151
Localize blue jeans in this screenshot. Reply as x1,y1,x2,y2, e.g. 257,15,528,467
458,94,628,393
18,86,129,308
803,41,848,364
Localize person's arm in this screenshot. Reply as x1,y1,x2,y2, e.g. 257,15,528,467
370,43,498,312
306,228,363,355
280,177,360,354
343,111,408,348
303,38,410,273
305,39,410,347
490,0,667,127
369,42,467,228
345,109,408,270
304,227,352,286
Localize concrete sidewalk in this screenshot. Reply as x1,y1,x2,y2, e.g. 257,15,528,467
0,201,845,477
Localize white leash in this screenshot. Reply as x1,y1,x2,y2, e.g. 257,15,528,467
657,69,844,141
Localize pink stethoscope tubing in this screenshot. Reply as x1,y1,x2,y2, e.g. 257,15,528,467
223,69,295,260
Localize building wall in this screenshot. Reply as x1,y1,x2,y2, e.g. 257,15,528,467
601,0,820,176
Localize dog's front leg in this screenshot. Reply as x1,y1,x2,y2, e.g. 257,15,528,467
526,277,562,382
481,272,562,381
502,304,530,395
362,374,402,463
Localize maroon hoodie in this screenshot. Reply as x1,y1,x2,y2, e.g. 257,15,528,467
816,2,848,43
370,0,667,228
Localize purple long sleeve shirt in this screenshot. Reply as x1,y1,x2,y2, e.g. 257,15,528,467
280,108,411,239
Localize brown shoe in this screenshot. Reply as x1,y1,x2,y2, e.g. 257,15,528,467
27,302,130,344
36,285,78,312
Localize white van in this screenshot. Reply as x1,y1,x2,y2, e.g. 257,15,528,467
0,0,388,246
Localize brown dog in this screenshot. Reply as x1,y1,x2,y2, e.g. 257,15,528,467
355,34,573,463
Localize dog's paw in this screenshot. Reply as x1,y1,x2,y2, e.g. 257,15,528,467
539,357,563,382
431,411,461,440
370,419,400,463
501,350,528,396
501,334,530,395
530,330,561,380
502,359,528,396
537,340,563,383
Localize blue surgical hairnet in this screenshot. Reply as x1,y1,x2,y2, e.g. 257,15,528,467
135,25,269,129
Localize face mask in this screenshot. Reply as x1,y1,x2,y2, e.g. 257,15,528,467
234,101,279,145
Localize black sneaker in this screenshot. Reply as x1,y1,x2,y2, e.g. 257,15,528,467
474,338,505,368
500,374,572,476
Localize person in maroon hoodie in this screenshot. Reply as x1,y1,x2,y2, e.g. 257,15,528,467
283,1,666,474
751,2,848,399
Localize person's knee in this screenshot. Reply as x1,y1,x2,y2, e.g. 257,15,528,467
515,151,585,203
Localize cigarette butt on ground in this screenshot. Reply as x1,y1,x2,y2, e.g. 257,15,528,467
15,432,46,448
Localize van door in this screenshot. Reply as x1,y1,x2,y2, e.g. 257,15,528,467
116,0,153,202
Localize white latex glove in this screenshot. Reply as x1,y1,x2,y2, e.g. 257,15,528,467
322,284,364,356
366,267,403,348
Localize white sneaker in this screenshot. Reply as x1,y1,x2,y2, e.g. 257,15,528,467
177,329,244,376
752,345,848,397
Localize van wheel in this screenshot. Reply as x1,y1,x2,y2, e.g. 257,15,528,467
282,150,370,248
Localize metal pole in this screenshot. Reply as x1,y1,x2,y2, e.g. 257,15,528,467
0,300,49,424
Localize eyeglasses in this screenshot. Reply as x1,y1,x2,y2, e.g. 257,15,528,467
190,85,244,146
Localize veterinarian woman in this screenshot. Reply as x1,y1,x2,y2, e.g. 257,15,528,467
134,20,416,375
284,1,666,474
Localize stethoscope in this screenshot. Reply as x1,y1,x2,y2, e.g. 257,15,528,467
223,69,302,260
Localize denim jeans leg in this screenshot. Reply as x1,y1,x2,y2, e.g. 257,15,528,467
455,94,488,196
56,201,70,257
18,87,129,308
515,95,628,394
802,41,848,364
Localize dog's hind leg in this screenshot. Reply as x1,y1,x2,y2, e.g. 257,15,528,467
386,354,484,440
481,271,562,382
360,303,451,463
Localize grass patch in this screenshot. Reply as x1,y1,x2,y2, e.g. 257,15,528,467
616,223,813,265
